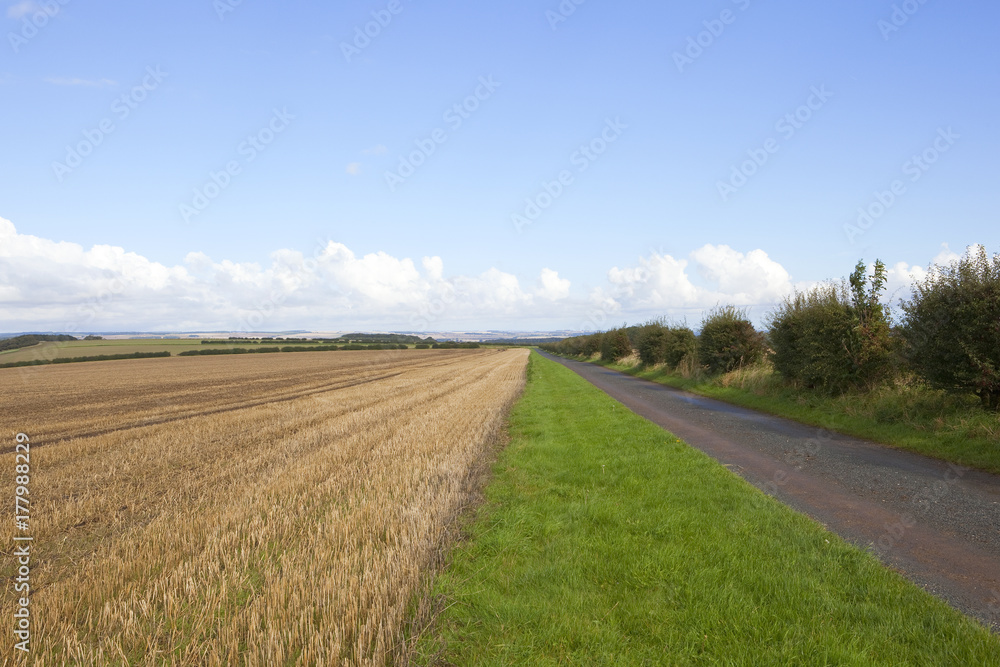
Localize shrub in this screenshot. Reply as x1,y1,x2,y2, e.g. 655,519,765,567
698,306,766,375
579,333,602,357
636,320,697,368
600,327,633,362
767,260,896,393
900,245,1000,411
415,344,430,349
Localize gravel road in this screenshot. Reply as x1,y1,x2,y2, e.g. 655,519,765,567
539,351,1000,632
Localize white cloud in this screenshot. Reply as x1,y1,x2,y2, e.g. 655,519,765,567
0,217,570,332
422,256,443,281
537,268,570,301
0,218,959,333
931,242,963,267
44,77,117,88
603,245,796,314
345,162,362,175
690,245,794,304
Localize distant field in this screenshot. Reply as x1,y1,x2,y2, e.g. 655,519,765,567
0,348,528,665
0,338,321,363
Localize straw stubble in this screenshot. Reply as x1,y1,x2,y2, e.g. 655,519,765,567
0,348,529,665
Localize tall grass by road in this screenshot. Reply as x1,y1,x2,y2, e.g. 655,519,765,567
417,352,1000,665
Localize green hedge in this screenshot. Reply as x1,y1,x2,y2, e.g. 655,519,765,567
698,306,766,374
635,321,697,368
767,261,895,393
900,246,1000,411
0,351,170,369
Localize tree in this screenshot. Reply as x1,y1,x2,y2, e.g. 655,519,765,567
900,246,1000,411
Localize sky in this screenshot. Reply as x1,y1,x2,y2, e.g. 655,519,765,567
0,0,997,334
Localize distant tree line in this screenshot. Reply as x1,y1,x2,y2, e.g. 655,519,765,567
0,334,77,353
0,351,170,369
542,246,1000,411
336,333,433,344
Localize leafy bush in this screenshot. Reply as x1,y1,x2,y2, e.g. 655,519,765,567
579,333,602,357
415,344,430,349
698,306,766,375
768,261,896,393
900,246,1000,411
635,320,697,368
600,327,633,362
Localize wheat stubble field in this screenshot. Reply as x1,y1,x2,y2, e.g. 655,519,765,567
0,348,529,665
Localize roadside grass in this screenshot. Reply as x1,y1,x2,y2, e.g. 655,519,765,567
415,352,1000,665
593,356,1000,476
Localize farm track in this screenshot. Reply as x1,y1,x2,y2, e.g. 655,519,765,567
540,351,1000,633
0,349,529,665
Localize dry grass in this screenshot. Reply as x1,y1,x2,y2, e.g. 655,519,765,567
716,358,779,393
0,348,528,665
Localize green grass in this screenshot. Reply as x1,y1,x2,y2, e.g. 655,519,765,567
415,352,1000,665
592,357,1000,476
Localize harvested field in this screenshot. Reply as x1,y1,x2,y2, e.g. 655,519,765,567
0,348,529,665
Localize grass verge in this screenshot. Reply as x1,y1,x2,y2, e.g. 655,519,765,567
588,357,1000,476
415,352,1000,665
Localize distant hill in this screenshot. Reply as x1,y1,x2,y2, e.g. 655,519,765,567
333,333,435,344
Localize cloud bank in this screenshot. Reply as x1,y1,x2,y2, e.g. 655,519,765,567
0,217,953,333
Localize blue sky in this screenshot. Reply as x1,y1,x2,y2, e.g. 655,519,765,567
1,0,997,333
